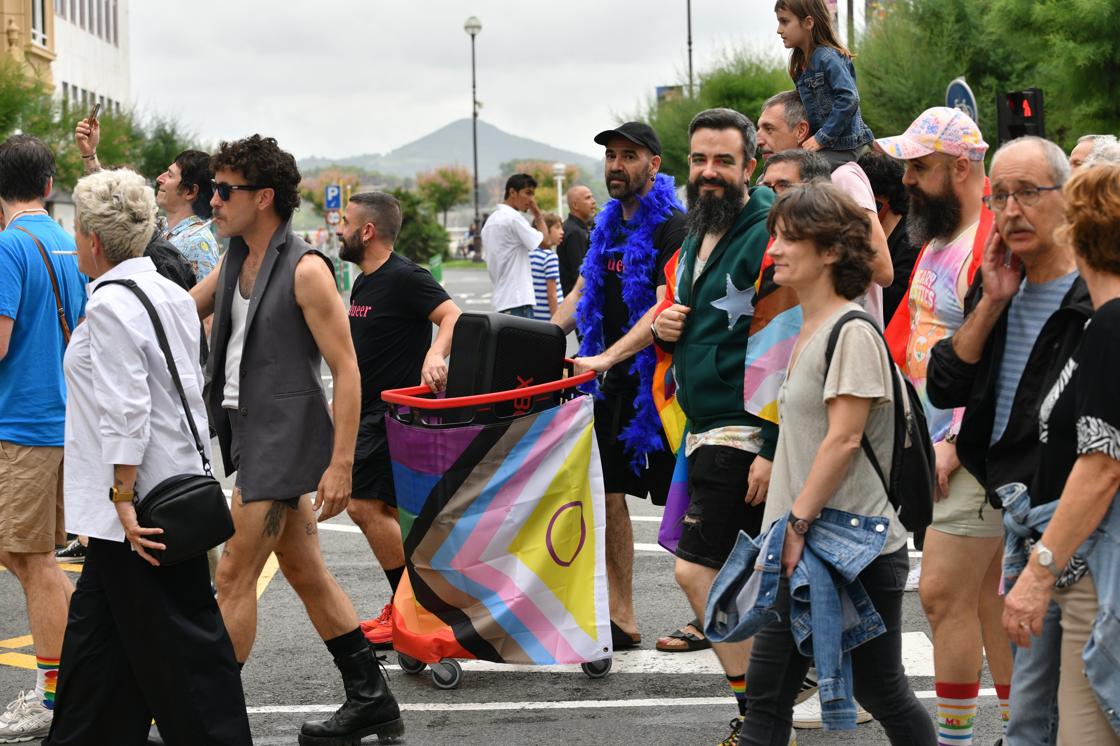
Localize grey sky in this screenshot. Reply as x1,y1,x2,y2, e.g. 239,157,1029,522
131,0,789,162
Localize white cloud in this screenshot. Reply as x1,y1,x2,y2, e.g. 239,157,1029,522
130,0,787,161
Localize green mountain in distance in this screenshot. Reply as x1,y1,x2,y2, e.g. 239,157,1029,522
299,119,602,182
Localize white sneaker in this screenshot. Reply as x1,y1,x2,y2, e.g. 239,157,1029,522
905,561,921,592
791,692,872,729
0,690,52,743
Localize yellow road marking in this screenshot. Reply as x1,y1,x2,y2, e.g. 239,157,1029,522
0,553,280,671
256,553,280,599
0,652,35,670
0,636,33,649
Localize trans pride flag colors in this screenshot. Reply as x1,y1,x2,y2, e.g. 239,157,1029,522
742,247,802,425
385,396,611,666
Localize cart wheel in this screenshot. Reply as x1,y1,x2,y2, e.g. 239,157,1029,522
430,658,463,689
397,652,426,675
581,658,612,679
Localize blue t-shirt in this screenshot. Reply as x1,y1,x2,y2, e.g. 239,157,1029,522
991,271,1078,444
0,215,87,446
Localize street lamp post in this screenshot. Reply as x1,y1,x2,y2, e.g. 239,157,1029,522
686,0,694,97
464,16,483,233
553,162,565,220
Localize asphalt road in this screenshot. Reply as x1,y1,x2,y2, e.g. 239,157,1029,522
0,267,1003,745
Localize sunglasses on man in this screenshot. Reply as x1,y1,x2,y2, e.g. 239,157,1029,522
211,180,265,201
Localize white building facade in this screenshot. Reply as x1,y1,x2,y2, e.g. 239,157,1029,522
51,0,129,114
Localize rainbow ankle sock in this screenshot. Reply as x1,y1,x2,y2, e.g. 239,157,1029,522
936,681,979,745
726,673,747,717
36,656,59,711
995,683,1011,734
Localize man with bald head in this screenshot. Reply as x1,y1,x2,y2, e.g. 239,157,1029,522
927,136,1089,743
557,185,597,297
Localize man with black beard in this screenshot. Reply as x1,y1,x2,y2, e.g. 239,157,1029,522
336,192,460,648
553,121,687,652
875,108,1011,745
648,108,776,742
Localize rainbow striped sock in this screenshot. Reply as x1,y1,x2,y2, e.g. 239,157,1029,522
936,681,979,745
995,683,1011,734
36,656,59,711
726,673,747,717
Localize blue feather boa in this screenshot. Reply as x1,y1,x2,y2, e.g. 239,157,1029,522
576,173,682,472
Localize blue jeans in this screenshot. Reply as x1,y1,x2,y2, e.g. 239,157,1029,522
499,305,535,319
1006,601,1061,746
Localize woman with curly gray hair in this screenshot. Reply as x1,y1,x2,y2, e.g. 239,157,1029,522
44,169,250,746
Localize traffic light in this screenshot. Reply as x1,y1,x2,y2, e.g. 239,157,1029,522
996,88,1045,145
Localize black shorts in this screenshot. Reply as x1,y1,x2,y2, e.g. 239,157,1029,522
593,393,675,506
226,409,299,508
675,445,765,570
351,443,396,507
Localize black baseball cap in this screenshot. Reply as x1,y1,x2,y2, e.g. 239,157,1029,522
593,122,662,156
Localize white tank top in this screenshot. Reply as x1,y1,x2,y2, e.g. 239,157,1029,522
222,288,250,408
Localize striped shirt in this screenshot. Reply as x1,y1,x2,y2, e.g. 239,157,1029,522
530,247,562,321
991,271,1078,444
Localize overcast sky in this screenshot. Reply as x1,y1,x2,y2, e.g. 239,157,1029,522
131,0,794,162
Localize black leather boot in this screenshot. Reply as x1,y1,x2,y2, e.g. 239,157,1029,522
298,649,404,745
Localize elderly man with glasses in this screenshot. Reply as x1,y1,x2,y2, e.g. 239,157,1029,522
926,135,1090,744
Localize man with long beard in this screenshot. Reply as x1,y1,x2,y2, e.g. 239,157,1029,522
553,121,687,651
875,108,1012,746
650,108,776,745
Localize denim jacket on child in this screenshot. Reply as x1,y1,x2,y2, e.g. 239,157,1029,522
796,46,874,151
998,481,1120,734
703,508,889,730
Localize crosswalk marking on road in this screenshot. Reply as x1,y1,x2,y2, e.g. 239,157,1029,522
371,632,935,678
245,689,998,715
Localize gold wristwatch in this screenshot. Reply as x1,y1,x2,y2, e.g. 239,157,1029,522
109,486,135,503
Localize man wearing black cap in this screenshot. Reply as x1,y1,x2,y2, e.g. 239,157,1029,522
553,122,687,649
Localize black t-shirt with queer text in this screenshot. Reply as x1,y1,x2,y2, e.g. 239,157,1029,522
348,254,450,454
1032,298,1120,507
597,209,687,394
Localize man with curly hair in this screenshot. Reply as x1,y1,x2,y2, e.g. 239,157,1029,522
190,135,402,745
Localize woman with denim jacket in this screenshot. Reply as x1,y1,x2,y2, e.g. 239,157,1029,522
1002,164,1120,744
738,184,935,745
775,0,874,169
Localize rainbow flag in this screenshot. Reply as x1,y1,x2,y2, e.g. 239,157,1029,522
651,249,687,451
386,396,611,665
742,245,802,424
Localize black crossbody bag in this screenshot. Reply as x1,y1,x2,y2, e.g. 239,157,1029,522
96,279,233,565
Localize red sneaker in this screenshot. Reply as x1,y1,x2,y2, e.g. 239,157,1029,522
360,603,393,648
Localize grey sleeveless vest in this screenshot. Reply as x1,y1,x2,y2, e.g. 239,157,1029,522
206,222,334,499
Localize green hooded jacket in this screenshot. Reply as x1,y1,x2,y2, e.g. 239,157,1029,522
673,186,778,459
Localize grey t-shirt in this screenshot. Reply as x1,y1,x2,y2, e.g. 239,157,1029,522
763,302,909,555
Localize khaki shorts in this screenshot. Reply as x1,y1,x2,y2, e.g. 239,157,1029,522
931,467,1003,538
0,441,65,553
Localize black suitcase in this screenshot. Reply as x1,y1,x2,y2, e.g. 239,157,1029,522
445,312,567,421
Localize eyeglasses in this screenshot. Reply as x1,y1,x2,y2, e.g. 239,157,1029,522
983,185,1061,211
760,179,796,194
211,180,264,201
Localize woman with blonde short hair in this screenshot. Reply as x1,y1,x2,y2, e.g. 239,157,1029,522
44,169,250,746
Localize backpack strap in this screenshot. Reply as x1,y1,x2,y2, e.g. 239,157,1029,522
823,309,906,504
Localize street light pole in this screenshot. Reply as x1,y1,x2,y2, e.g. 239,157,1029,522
553,163,565,220
686,0,694,97
464,16,483,232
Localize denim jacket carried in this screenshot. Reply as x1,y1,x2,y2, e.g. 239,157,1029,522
998,482,1120,735
795,46,874,151
704,509,889,730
